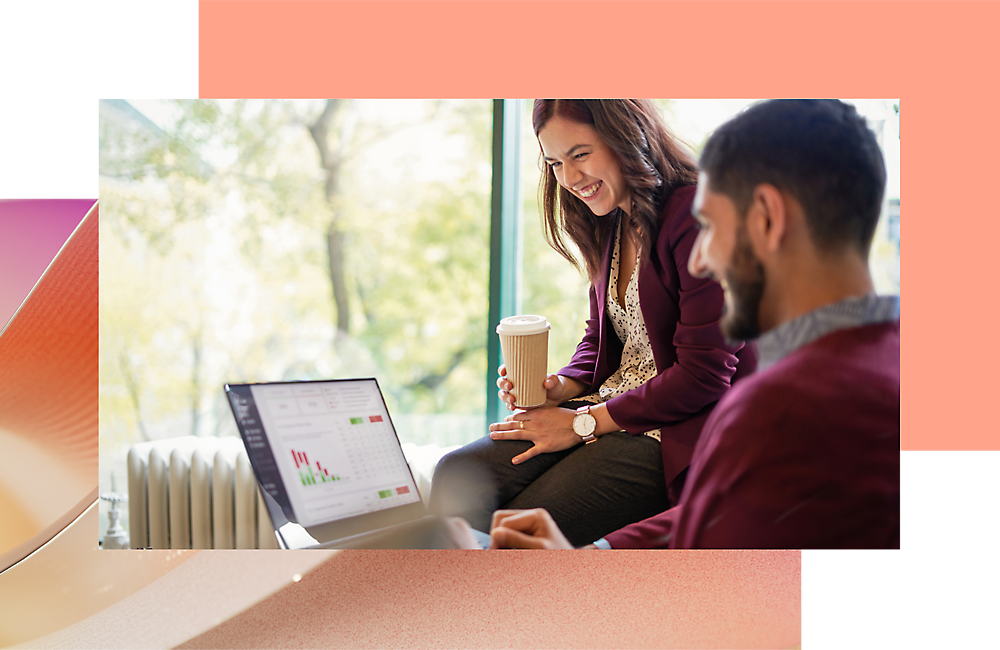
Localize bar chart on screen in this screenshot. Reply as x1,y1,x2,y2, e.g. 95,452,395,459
290,449,345,485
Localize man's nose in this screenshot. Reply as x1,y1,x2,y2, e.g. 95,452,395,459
688,229,711,279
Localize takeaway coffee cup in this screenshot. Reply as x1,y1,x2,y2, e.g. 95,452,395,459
496,315,550,408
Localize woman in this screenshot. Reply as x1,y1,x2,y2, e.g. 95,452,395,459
429,100,755,547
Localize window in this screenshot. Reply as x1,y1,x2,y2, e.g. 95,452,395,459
99,100,494,538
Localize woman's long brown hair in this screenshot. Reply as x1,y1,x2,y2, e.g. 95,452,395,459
532,100,699,281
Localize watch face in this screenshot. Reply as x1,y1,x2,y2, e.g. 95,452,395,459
574,413,596,436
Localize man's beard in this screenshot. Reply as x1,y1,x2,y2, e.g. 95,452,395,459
720,228,766,343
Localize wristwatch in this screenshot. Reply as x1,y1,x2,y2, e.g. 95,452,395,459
572,405,598,444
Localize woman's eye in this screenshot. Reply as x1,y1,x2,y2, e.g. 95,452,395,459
574,152,589,160
548,161,562,168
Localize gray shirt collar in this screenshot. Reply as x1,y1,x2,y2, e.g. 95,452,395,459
755,294,901,371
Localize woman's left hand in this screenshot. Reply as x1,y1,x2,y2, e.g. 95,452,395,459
489,407,580,465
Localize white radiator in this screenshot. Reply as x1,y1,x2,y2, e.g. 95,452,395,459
127,436,279,549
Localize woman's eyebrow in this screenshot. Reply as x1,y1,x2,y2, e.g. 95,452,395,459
542,144,590,161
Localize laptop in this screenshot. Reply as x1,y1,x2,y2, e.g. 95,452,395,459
224,378,489,549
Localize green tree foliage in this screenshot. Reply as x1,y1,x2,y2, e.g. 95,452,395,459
99,99,492,450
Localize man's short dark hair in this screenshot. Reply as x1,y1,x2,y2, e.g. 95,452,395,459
700,99,887,257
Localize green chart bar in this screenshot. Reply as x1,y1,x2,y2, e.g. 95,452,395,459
300,467,342,486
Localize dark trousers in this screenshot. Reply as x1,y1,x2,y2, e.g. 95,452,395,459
428,430,669,547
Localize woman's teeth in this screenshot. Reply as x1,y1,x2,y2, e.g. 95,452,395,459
579,181,602,198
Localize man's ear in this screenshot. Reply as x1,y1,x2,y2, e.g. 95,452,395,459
746,183,786,257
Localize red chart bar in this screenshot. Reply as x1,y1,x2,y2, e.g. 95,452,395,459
369,415,383,423
292,450,300,468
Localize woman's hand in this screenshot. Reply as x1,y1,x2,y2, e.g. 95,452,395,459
488,406,579,464
496,366,585,411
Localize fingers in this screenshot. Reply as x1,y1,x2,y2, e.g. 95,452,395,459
488,418,529,442
488,508,573,549
496,388,516,411
511,446,541,465
496,372,515,410
497,410,526,425
490,526,548,550
489,429,527,442
490,508,532,531
544,374,560,388
498,364,507,377
488,417,540,465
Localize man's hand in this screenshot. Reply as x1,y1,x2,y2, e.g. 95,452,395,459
488,508,575,549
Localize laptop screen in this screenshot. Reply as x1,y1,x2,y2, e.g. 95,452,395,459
225,379,424,546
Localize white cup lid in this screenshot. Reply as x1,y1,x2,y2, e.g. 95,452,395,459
496,315,550,335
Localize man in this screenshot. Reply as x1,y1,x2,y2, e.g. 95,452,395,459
454,99,900,549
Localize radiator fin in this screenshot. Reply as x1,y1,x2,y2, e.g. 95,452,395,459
190,449,213,549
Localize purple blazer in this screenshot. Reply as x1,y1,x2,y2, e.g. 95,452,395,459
557,185,757,488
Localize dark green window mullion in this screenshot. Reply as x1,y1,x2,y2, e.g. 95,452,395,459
486,99,523,427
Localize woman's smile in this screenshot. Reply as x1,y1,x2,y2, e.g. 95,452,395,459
577,180,603,199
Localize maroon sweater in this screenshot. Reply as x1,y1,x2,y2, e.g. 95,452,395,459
605,321,900,549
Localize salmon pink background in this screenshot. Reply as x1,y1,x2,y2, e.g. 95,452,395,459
197,1,1000,646
78,0,1000,647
